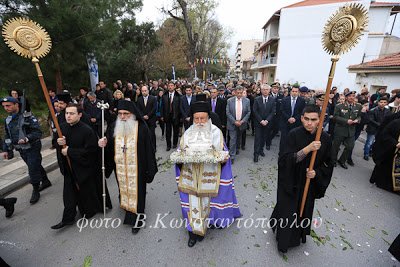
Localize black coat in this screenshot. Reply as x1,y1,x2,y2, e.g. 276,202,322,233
180,94,196,120
271,126,333,253
208,97,227,126
280,96,306,130
366,107,391,135
137,95,157,128
95,88,114,110
162,91,181,121
253,96,276,128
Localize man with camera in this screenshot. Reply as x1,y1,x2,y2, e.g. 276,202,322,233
1,96,51,204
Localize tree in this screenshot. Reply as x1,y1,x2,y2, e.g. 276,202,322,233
150,20,188,79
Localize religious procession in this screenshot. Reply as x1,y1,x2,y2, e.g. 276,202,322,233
0,0,399,266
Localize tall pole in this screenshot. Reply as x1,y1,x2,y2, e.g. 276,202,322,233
299,55,339,217
97,101,109,218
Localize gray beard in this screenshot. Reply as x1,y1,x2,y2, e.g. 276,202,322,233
114,115,137,138
192,118,212,133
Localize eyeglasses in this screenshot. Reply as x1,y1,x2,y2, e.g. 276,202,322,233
118,112,131,117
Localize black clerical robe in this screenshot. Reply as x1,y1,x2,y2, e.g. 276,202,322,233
104,120,158,225
271,126,333,253
370,118,400,192
57,121,102,223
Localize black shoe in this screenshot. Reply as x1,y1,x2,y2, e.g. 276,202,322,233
266,146,270,150
231,159,235,165
132,227,140,234
166,147,171,151
197,235,204,242
51,221,74,229
333,162,337,167
236,150,240,155
364,156,369,161
253,156,259,163
172,145,177,149
260,152,265,157
188,237,197,247
4,198,17,218
39,179,52,192
347,159,354,166
338,162,348,169
241,146,245,151
30,184,40,204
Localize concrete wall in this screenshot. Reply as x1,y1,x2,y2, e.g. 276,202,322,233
355,72,400,93
275,1,373,92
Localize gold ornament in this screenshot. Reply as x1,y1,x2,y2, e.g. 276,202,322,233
322,3,368,55
2,17,52,59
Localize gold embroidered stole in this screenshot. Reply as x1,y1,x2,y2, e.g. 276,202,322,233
114,122,139,213
392,134,400,191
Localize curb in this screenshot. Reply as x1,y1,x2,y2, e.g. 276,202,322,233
0,160,59,197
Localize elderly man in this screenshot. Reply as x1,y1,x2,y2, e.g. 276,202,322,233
173,101,241,247
253,84,276,162
137,86,157,150
99,100,157,234
226,86,251,164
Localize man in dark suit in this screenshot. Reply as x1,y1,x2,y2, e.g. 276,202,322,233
270,82,284,140
137,86,157,150
180,85,196,130
279,85,305,153
253,84,276,162
208,87,227,139
161,82,181,151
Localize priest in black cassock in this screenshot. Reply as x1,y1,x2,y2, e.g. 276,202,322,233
98,100,158,234
51,103,102,229
270,104,333,253
370,118,400,192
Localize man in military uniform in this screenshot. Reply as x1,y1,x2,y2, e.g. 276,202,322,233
332,91,362,169
299,86,315,105
1,97,51,204
315,94,330,130
270,82,284,141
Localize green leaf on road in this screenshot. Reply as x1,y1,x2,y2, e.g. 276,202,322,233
254,244,260,247
343,247,348,251
242,261,248,265
381,230,388,235
158,239,162,243
374,203,378,207
382,237,391,246
283,254,288,262
325,235,331,241
209,261,216,266
233,231,238,234
61,240,66,244
243,183,248,188
331,244,337,248
371,227,375,231
122,250,126,253
365,231,374,238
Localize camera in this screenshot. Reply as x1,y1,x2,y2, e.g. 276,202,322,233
4,139,14,160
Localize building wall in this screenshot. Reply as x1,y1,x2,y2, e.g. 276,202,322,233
380,36,400,57
355,72,400,94
275,1,373,92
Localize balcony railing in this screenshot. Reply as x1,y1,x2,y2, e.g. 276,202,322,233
251,57,277,69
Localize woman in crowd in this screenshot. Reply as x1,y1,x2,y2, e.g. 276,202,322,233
113,90,124,113
156,89,165,141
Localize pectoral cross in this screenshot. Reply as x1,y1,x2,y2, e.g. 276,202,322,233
121,144,128,153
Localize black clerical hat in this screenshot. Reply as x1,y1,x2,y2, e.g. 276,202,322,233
191,101,210,115
195,94,207,102
56,92,72,103
118,99,136,114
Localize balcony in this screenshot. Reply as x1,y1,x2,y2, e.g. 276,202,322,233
257,57,277,69
250,62,258,70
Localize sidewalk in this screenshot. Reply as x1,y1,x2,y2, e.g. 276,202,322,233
0,132,368,197
0,136,58,197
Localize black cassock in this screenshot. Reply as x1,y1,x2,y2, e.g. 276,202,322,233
270,126,333,253
370,118,400,192
57,121,102,223
104,121,158,226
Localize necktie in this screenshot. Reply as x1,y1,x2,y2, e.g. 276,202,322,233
212,99,216,112
264,98,267,105
236,99,242,121
169,94,172,113
291,97,296,116
144,97,147,106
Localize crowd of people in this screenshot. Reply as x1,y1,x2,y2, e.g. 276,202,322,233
1,77,399,256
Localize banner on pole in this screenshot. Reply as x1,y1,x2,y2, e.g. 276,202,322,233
87,54,99,92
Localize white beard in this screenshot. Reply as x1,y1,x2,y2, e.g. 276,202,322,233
114,115,137,138
192,118,212,133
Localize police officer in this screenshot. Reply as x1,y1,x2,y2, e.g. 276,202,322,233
299,86,315,105
332,91,362,169
1,97,51,204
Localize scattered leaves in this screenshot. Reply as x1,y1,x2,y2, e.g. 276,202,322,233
283,255,288,262
254,244,260,247
381,230,388,235
242,261,248,265
209,261,216,266
158,239,162,243
365,231,374,238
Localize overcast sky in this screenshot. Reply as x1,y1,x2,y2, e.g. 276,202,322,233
136,0,400,58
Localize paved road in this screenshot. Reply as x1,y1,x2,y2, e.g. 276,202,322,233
1,129,399,267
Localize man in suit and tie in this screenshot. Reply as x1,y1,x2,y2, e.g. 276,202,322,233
162,81,181,151
218,87,226,99
253,84,276,162
209,87,227,139
270,82,284,141
180,85,196,130
226,86,251,164
279,85,306,153
137,86,157,150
